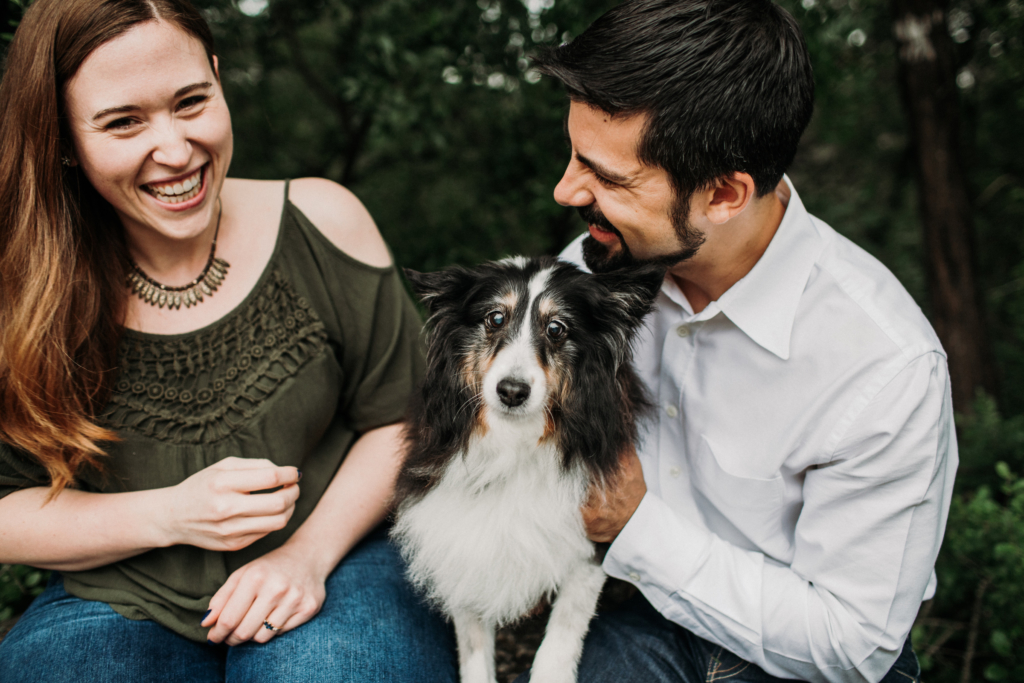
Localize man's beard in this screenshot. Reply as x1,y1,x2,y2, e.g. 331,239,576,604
579,192,705,274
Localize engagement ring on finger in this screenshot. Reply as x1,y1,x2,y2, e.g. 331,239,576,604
263,620,280,632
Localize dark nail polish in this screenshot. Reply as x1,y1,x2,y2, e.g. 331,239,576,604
297,470,303,482
202,609,211,622
207,640,215,646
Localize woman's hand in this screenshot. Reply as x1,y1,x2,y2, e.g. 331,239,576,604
198,423,407,646
157,457,301,552
202,543,327,645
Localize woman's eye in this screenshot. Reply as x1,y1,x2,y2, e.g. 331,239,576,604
485,311,505,329
106,117,136,131
546,320,567,340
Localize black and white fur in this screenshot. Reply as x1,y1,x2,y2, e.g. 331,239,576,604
391,256,663,683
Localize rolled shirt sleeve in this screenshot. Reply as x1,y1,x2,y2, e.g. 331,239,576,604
604,352,956,683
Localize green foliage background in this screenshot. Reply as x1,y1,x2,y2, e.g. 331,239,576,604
1,0,1023,679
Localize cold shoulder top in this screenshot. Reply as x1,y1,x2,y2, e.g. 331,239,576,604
0,188,426,641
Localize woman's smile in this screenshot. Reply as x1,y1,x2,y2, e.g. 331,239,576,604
142,164,208,209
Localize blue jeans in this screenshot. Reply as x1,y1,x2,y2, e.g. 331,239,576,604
0,526,457,683
516,592,921,683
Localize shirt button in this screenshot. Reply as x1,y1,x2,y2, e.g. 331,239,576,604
669,467,681,478
629,572,641,582
676,325,690,338
664,404,678,418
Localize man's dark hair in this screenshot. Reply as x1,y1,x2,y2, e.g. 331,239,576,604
534,0,814,199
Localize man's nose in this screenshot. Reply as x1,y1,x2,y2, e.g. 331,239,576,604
553,161,594,207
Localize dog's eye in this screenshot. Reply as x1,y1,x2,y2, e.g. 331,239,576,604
485,311,505,329
546,320,567,340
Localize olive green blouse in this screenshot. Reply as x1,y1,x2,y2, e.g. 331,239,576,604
0,190,425,642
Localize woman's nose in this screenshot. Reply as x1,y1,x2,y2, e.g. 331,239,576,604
150,120,193,169
553,160,594,208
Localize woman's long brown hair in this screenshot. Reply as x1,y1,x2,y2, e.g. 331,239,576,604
0,0,216,496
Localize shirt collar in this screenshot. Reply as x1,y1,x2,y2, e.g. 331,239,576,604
711,176,823,361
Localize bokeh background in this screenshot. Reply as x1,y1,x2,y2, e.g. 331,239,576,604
1,0,1022,680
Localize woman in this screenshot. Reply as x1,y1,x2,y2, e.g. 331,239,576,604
0,1,456,681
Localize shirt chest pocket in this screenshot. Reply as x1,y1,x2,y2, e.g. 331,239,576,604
689,436,788,556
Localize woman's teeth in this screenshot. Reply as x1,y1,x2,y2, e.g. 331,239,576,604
146,169,203,204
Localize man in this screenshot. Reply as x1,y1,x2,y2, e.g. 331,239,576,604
526,1,957,682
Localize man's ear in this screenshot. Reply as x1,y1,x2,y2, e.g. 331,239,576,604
701,173,757,225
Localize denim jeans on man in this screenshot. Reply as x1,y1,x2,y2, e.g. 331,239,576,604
0,525,458,683
516,591,921,683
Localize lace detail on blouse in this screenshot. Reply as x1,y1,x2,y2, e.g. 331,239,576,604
102,269,329,444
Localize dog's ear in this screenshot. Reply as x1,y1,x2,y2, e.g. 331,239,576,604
404,267,477,316
594,264,665,324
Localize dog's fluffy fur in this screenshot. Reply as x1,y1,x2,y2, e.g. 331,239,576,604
391,256,663,683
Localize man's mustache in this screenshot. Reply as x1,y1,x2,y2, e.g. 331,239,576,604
577,205,619,236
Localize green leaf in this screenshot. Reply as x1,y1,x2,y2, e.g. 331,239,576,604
984,663,1008,682
995,460,1012,481
990,629,1013,656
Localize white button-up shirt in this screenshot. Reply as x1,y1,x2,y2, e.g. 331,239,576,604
561,178,957,683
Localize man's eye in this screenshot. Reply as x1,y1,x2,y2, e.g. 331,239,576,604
546,320,567,340
594,174,619,188
485,311,505,329
178,95,208,110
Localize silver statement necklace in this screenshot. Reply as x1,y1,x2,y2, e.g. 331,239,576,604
126,201,230,310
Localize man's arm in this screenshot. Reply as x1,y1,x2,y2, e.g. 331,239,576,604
588,352,956,683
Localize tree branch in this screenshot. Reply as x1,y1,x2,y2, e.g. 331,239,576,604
960,576,990,683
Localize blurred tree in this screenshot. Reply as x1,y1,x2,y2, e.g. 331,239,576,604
0,0,25,51
195,0,619,271
1,1,1023,677
892,0,993,412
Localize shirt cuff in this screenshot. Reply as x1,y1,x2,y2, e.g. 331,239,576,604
603,490,715,611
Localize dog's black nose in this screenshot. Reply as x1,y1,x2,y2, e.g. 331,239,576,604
497,379,531,407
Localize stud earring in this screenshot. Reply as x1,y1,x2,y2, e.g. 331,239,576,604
61,156,73,167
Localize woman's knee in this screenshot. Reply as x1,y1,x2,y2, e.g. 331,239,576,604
226,532,457,683
0,579,221,683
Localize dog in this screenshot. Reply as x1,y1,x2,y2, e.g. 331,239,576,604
391,256,663,683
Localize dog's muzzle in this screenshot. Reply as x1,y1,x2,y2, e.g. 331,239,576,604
496,378,531,407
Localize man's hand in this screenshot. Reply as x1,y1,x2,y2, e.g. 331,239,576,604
581,445,647,543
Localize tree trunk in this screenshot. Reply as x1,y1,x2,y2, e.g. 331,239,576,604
0,1,10,51
891,0,994,413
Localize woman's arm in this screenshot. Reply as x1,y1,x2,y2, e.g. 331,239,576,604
203,422,405,645
0,457,300,571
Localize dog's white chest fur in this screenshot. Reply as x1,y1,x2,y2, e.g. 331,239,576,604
393,419,594,624
393,417,606,683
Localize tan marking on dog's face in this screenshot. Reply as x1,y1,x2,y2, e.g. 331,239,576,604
461,353,477,390
462,341,498,389
473,407,490,438
499,290,519,311
537,355,568,445
538,296,556,318
464,347,497,438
